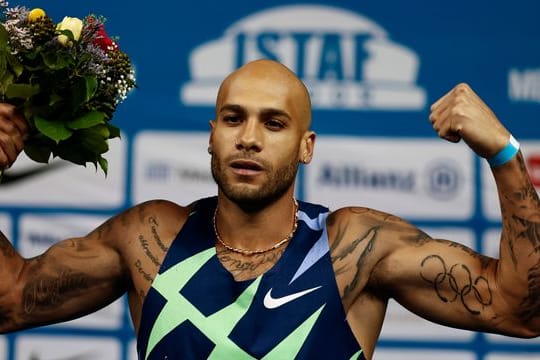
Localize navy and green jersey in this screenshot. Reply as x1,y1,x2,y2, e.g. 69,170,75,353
137,196,365,359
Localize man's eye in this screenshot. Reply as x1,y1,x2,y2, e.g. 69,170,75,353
224,115,241,123
266,119,284,130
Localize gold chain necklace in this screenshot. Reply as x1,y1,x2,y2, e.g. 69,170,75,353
213,199,299,255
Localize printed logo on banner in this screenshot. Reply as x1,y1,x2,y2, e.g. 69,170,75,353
181,4,426,110
133,131,216,204
15,336,121,360
508,68,540,103
424,160,461,200
305,137,474,219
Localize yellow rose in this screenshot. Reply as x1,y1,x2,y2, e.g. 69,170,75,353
28,8,46,22
56,16,83,46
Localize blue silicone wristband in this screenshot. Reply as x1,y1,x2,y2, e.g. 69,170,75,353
487,135,520,167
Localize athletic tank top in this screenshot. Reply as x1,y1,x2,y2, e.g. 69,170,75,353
137,196,365,359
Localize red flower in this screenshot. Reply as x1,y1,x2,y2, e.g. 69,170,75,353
94,25,118,52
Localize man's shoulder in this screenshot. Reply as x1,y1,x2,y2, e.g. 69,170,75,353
125,198,199,227
327,205,399,224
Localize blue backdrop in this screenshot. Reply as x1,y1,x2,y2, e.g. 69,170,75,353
1,1,540,359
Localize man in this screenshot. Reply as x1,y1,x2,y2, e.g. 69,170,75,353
0,59,538,359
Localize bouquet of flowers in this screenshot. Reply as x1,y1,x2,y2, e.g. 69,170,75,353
0,2,136,174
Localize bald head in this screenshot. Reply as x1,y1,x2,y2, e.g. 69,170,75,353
216,59,312,131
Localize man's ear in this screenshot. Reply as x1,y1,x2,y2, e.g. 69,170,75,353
300,131,316,164
208,120,216,154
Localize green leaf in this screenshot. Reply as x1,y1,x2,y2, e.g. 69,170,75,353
41,50,72,70
34,116,73,143
49,93,63,106
67,111,105,130
0,52,6,80
97,155,108,175
84,76,98,101
79,127,110,154
0,25,9,49
108,124,121,139
58,29,75,41
0,71,14,95
5,83,40,99
70,76,96,110
23,142,52,163
7,54,23,77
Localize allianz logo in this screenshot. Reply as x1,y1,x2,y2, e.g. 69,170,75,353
145,162,212,182
318,161,461,198
181,4,426,110
318,164,415,191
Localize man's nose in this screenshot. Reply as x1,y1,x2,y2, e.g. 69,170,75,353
236,119,262,151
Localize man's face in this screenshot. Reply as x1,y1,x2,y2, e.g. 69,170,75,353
210,69,306,208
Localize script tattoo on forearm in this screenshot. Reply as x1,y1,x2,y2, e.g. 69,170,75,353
420,254,492,315
22,269,89,316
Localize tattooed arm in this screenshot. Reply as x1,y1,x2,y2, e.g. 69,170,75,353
381,84,540,336
362,152,540,337
333,84,540,352
0,223,128,333
0,200,186,333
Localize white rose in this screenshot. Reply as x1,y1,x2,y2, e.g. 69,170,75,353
56,16,83,46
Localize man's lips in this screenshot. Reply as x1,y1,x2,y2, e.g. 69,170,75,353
230,159,264,176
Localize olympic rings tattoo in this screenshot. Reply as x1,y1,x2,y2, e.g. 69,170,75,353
420,254,492,315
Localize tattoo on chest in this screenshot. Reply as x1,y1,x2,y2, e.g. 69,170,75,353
217,248,284,278
420,254,492,315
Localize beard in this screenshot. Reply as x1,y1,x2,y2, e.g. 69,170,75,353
211,151,298,211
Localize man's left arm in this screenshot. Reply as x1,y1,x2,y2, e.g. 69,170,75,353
398,83,540,336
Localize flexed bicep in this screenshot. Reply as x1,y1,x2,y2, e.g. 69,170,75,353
375,231,537,336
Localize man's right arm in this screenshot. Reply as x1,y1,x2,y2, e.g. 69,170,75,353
0,219,130,333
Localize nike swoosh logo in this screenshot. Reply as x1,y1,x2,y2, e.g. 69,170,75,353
263,286,322,309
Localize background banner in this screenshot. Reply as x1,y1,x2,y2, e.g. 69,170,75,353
1,1,539,359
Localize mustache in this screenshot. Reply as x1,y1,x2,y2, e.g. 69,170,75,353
224,152,271,168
